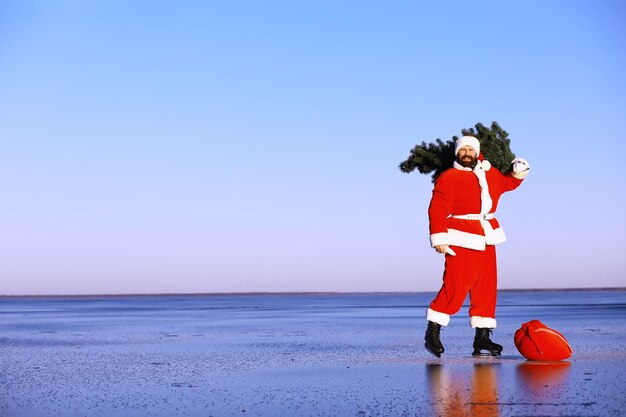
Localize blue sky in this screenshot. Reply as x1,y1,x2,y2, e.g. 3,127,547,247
1,1,625,295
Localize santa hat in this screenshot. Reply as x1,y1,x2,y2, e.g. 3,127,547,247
454,135,480,156
478,152,491,171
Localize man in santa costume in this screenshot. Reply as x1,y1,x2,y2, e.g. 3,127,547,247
425,135,530,357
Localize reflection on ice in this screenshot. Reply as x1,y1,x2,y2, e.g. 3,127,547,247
515,361,571,398
426,363,500,417
424,355,575,417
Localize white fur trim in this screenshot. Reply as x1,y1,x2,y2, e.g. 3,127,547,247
447,229,486,251
473,164,493,215
481,220,507,245
427,308,450,326
437,227,506,250
485,227,506,245
455,136,480,156
430,232,449,247
470,316,497,328
481,160,491,171
511,170,529,180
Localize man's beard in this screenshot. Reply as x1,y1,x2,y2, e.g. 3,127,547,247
457,156,477,168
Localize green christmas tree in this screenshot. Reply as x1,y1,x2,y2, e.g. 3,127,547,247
399,121,517,182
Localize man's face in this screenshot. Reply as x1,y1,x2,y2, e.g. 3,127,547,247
457,145,477,168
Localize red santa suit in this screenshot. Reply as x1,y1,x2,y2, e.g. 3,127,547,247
427,155,528,329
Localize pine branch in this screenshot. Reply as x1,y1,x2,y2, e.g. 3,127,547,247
399,121,517,181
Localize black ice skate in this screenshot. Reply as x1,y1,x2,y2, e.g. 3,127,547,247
472,328,503,356
425,321,445,358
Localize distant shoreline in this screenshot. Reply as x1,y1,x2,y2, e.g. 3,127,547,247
1,287,624,298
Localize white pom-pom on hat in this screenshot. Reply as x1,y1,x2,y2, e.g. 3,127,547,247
455,136,480,156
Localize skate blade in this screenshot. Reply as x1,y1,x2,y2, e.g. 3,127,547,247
472,349,501,357
425,343,442,358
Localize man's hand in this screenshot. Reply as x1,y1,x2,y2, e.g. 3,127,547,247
511,157,530,179
434,245,456,256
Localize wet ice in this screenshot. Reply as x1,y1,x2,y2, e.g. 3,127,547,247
1,290,625,416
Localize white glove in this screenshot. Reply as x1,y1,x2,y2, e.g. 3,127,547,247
511,157,530,179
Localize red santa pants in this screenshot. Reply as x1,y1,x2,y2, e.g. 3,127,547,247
430,245,497,320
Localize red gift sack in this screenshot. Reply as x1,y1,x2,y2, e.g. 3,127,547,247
514,320,573,361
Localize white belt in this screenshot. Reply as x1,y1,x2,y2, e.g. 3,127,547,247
450,213,495,220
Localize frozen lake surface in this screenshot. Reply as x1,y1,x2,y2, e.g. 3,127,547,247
1,289,625,416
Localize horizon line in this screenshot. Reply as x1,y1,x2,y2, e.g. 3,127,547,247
1,286,625,298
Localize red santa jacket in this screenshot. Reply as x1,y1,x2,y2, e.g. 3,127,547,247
429,161,524,251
